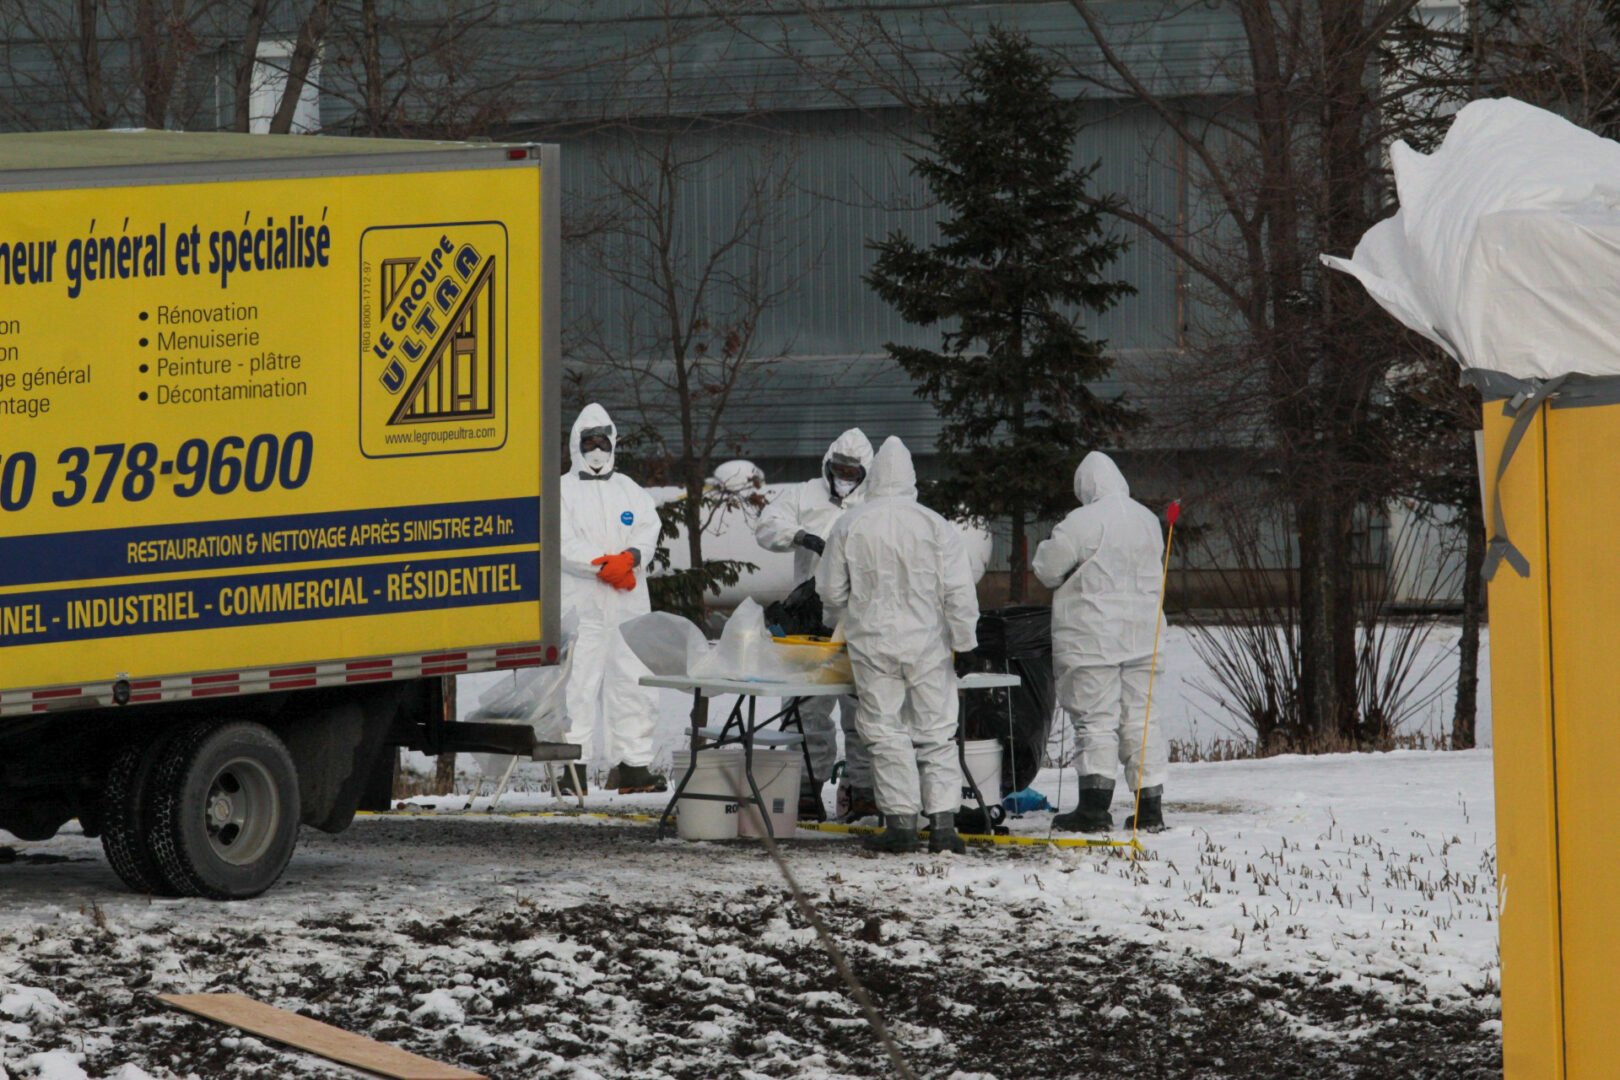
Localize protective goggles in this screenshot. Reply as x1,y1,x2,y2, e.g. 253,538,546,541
827,461,865,483
579,431,613,454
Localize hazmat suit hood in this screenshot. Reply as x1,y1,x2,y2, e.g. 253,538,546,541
570,403,617,479
1075,451,1129,505
865,436,918,500
822,428,874,502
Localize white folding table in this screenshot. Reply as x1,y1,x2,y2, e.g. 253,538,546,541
643,671,1021,840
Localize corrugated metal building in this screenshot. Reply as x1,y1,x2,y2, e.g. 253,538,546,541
0,1,1410,602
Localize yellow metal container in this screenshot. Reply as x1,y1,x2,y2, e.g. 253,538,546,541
1485,396,1620,1078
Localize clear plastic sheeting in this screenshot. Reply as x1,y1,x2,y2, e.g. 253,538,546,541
623,598,852,683
621,611,712,677
693,598,803,681
469,646,574,777
1322,97,1620,380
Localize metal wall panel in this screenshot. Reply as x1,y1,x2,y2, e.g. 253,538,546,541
558,102,1196,462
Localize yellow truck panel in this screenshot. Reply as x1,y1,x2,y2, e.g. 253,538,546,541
0,138,560,707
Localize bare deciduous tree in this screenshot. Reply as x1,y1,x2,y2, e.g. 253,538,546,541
1068,0,1437,743
564,5,811,618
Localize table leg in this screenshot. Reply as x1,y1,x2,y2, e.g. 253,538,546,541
741,694,775,840
782,697,823,821
957,695,994,831
658,688,704,840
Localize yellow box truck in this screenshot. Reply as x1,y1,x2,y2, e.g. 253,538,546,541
0,131,567,899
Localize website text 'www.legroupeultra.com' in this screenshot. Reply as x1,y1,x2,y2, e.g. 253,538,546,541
382,424,497,448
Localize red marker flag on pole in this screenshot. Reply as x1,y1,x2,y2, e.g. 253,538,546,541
1166,500,1182,525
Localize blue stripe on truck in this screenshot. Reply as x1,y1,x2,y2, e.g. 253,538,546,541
0,551,538,648
0,497,539,588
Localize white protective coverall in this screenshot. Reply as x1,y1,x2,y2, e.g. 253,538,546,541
816,437,980,817
559,404,662,768
753,429,875,791
1032,452,1167,792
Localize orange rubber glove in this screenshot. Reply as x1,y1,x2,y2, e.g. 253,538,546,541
592,551,638,591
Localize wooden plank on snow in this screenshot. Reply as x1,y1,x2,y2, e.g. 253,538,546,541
157,993,484,1080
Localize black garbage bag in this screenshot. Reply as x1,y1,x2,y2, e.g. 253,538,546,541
764,578,831,638
955,605,1054,794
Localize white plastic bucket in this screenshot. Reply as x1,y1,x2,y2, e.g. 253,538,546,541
736,751,802,838
961,739,1003,807
670,748,743,840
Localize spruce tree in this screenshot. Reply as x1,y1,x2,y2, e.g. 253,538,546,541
866,27,1140,602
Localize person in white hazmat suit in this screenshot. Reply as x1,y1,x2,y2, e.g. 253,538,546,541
753,428,877,821
1032,451,1168,832
559,403,666,795
816,436,980,854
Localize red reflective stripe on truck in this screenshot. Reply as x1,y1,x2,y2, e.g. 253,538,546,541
1,641,555,718
191,673,240,686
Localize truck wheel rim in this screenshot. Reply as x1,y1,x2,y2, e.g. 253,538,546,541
204,757,280,866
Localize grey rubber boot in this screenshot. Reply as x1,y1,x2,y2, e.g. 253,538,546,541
1124,785,1167,832
862,814,921,853
928,812,966,854
1052,778,1114,833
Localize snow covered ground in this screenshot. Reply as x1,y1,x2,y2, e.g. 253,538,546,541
1,626,1501,1079
1,753,1500,1078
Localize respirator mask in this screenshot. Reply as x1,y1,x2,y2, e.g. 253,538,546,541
580,430,613,476
827,458,865,501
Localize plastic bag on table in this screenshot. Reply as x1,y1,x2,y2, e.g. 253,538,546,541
764,578,831,637
620,611,712,676
691,598,797,681
769,636,853,684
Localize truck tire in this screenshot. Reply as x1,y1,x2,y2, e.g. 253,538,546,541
149,721,301,900
99,734,184,896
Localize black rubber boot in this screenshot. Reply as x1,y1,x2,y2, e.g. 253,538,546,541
1124,786,1167,832
615,764,667,794
928,812,966,854
841,787,880,823
862,814,921,853
799,781,825,821
1052,780,1114,833
555,764,588,796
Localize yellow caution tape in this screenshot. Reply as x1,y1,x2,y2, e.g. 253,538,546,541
797,820,1145,851
358,808,659,823
358,808,1146,851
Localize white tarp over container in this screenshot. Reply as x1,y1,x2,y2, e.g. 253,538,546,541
1322,97,1620,380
